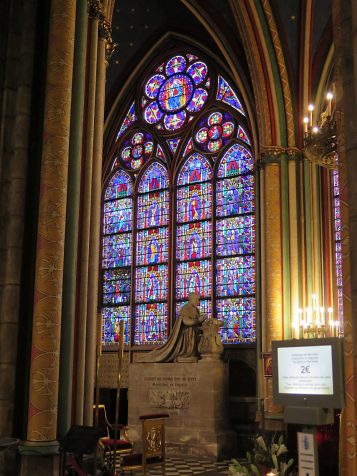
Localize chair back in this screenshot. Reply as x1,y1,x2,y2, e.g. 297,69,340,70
93,404,110,438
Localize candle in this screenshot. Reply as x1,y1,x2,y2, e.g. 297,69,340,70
292,322,297,339
328,307,333,329
303,117,309,133
308,104,314,126
326,92,333,116
97,313,103,356
306,307,312,324
320,307,325,325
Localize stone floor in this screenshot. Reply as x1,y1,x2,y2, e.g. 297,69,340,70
132,455,231,475
76,454,232,475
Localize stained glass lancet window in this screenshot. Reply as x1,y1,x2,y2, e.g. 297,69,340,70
101,170,133,344
216,143,256,343
176,153,213,318
134,162,169,345
332,159,343,326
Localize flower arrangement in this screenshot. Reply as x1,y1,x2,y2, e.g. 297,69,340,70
229,433,294,476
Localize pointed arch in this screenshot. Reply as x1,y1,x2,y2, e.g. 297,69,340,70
102,45,256,346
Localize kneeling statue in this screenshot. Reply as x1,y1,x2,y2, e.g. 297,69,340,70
136,292,205,363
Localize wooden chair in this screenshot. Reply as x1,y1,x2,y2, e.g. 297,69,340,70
93,404,133,471
120,413,169,475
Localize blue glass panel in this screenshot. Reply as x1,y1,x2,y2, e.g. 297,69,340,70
175,260,211,299
137,190,169,229
216,216,255,256
103,197,132,234
176,183,212,223
117,101,137,140
177,153,212,185
216,256,255,297
237,125,251,145
216,75,245,115
165,55,186,75
166,138,181,155
158,74,194,113
176,221,211,261
102,233,131,268
103,269,130,304
186,61,208,85
134,303,168,345
216,175,255,217
216,298,256,343
135,265,168,302
102,306,130,345
217,144,254,178
136,228,168,265
105,170,132,200
138,162,168,193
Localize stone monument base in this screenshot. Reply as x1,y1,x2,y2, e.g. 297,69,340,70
128,360,236,459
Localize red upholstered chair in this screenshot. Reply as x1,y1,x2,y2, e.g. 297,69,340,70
93,404,133,471
120,413,169,475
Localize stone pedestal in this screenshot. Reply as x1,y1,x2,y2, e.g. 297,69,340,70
128,361,236,459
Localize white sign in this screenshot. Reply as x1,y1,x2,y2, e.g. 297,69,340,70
297,431,318,476
278,345,333,395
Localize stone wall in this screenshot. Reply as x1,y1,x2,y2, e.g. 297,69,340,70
128,361,236,459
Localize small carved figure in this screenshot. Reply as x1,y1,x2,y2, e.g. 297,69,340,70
136,292,205,363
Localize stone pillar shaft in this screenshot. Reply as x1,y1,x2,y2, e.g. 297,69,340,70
75,10,99,425
26,0,76,444
84,32,106,425
58,0,87,438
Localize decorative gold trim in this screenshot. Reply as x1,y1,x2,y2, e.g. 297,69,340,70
88,0,103,19
99,16,118,64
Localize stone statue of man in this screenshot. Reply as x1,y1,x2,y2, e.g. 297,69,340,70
135,292,206,363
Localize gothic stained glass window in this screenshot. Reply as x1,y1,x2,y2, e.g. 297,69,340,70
102,49,256,349
135,162,169,345
102,170,133,345
216,143,255,343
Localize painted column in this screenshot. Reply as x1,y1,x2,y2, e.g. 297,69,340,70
280,153,291,339
260,149,284,422
57,0,88,438
287,150,302,336
303,158,313,307
23,0,76,449
83,16,110,425
75,0,100,424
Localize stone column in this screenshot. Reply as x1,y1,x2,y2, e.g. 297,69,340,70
57,0,88,438
83,14,109,425
75,0,100,424
20,0,76,453
260,149,284,425
287,150,302,334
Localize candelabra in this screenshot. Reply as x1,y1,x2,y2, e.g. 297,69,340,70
302,92,337,169
292,294,341,339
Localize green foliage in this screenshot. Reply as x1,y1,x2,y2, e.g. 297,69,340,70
229,433,295,476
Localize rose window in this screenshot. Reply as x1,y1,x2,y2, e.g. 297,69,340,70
194,111,234,152
142,54,210,132
119,132,154,170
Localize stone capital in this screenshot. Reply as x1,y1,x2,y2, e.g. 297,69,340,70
87,0,103,20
